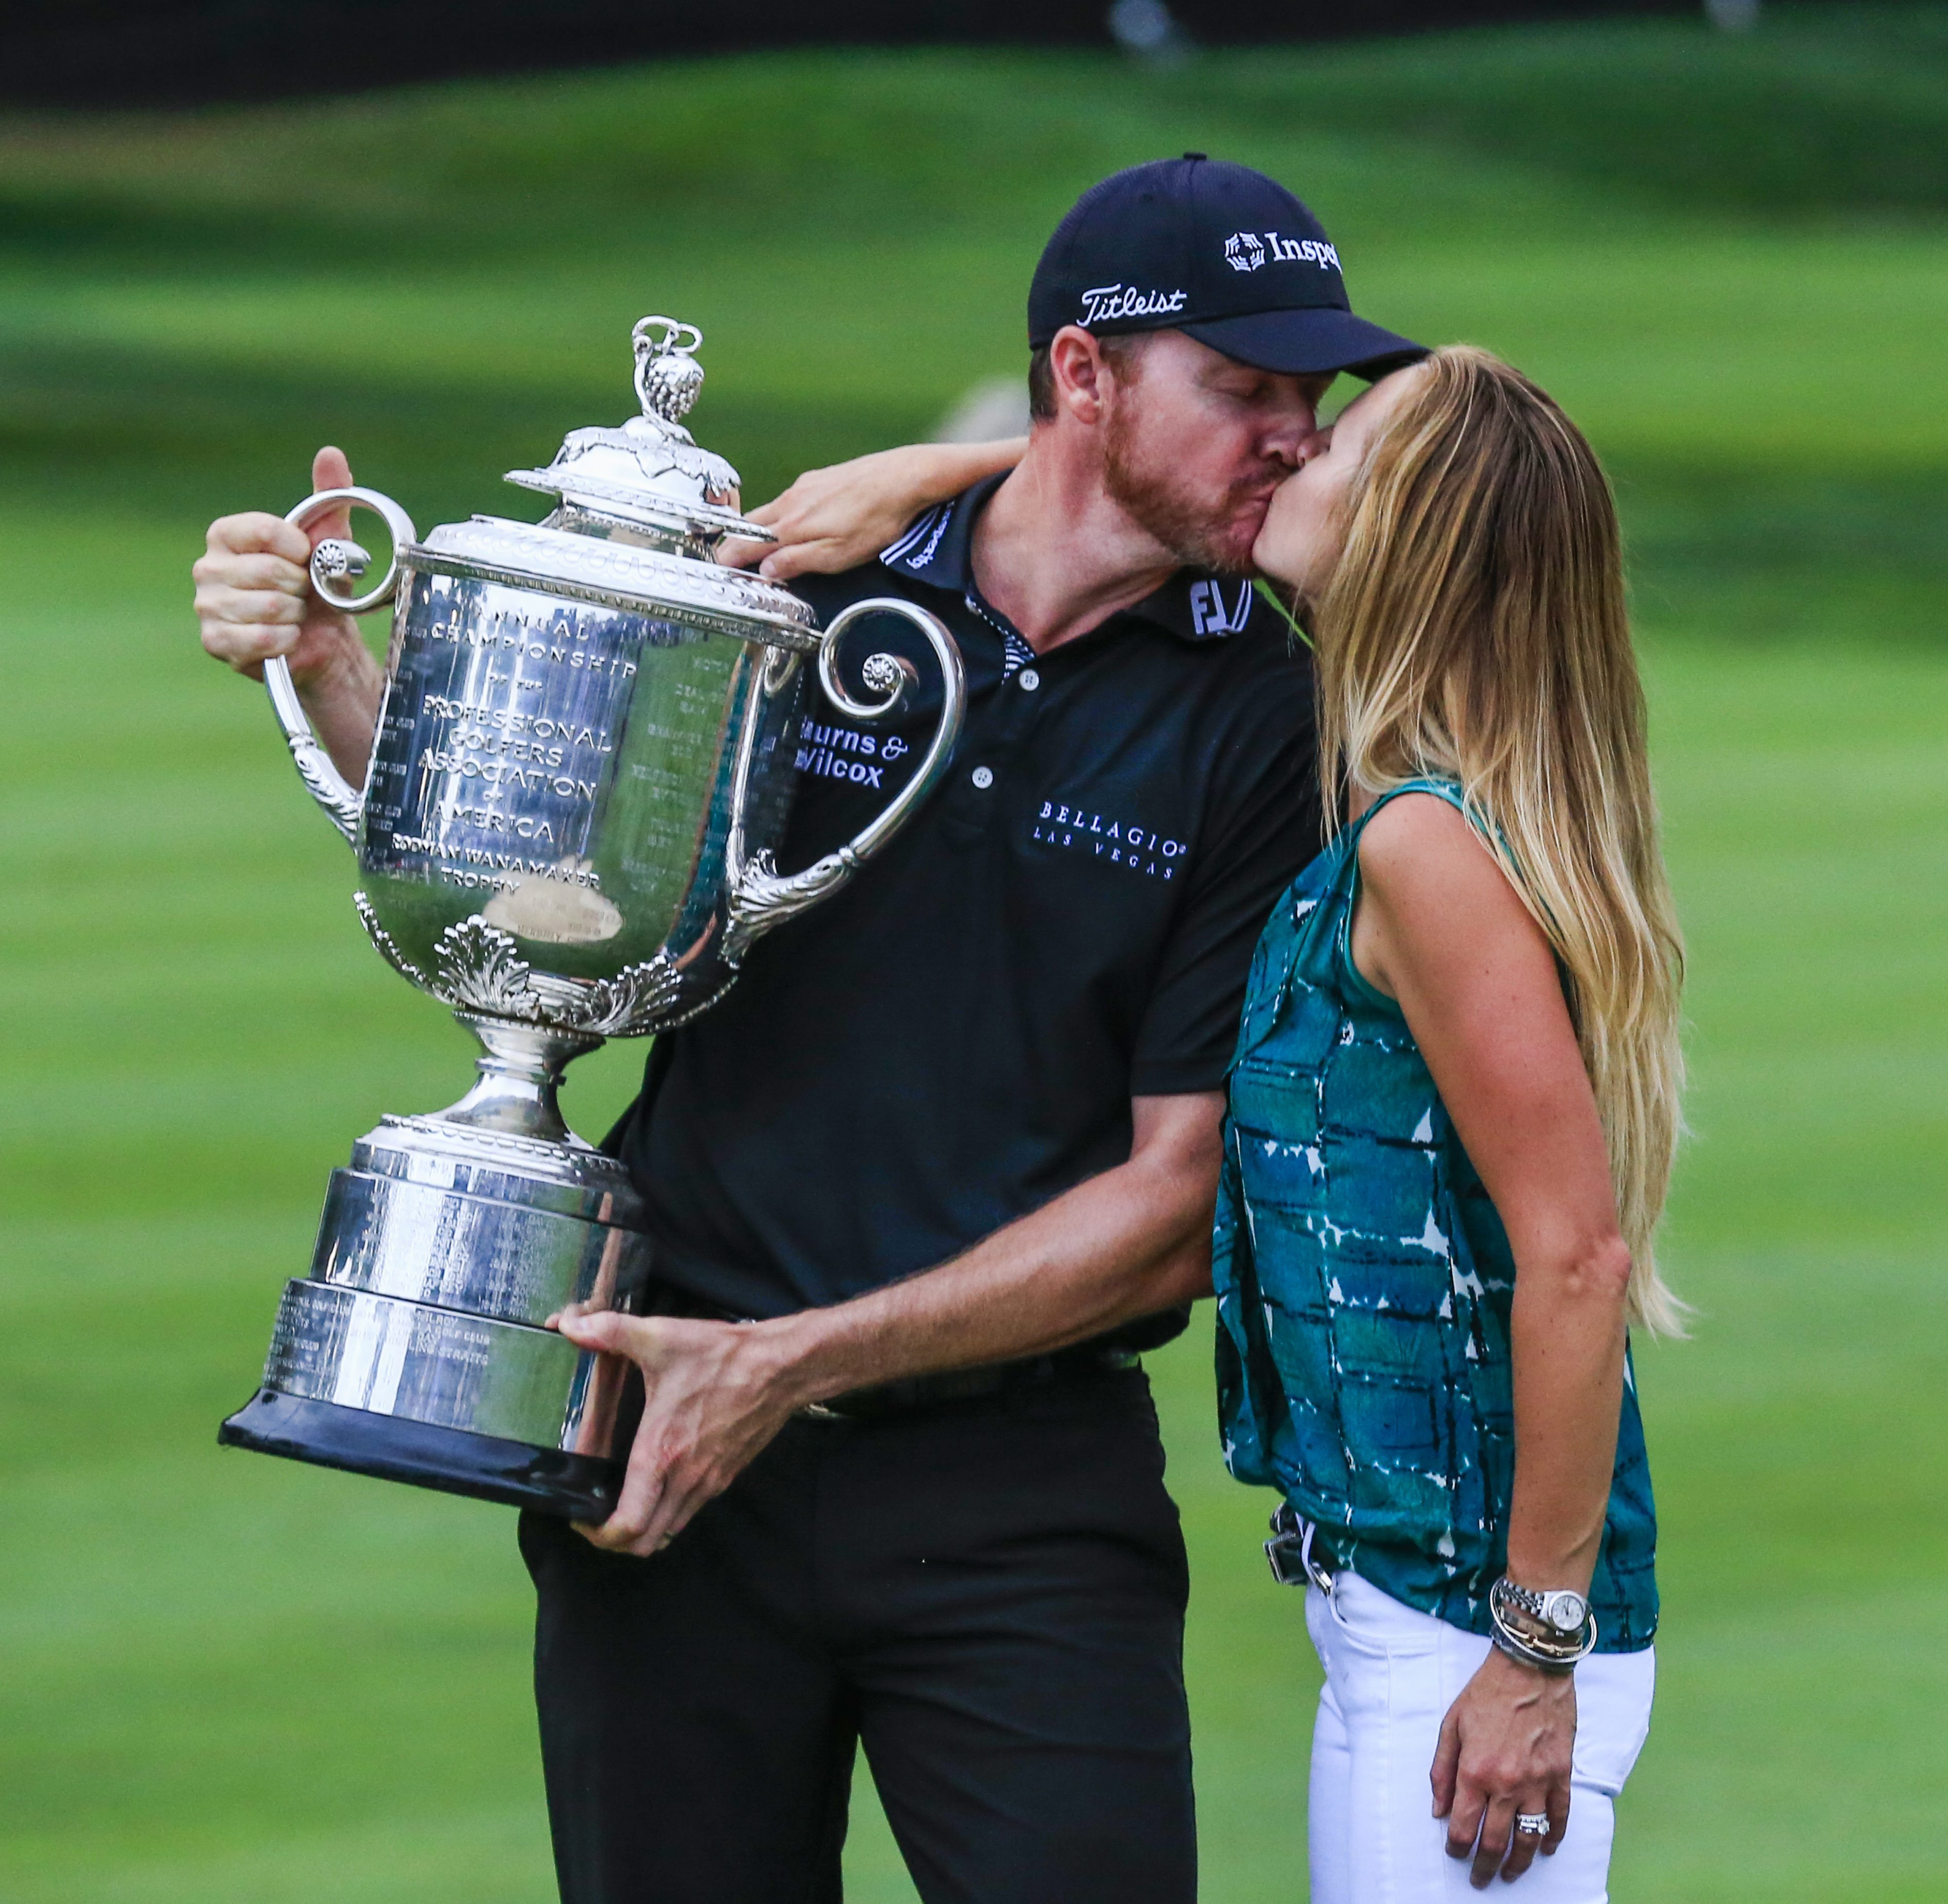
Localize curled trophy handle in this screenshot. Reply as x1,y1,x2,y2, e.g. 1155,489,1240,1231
263,486,418,847
722,597,966,964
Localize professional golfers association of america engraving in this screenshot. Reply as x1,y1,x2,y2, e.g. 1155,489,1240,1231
219,317,966,1517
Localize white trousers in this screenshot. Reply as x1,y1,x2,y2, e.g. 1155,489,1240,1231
1305,1572,1655,1904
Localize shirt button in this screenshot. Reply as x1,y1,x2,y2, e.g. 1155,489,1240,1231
970,765,995,790
1018,668,1041,692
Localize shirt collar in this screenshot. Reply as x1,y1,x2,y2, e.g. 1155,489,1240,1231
878,473,1259,645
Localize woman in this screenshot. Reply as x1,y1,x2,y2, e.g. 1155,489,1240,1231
1215,348,1681,1902
743,345,1683,1900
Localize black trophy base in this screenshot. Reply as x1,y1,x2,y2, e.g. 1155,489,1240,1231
218,1390,624,1521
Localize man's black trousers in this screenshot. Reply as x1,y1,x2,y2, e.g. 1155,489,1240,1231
518,1363,1197,1903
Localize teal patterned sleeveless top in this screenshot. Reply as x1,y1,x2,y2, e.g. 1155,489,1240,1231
1213,779,1657,1650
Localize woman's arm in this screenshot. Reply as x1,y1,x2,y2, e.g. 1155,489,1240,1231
718,438,1027,581
1351,790,1634,1888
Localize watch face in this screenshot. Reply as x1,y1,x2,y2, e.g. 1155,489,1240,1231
1541,1592,1588,1632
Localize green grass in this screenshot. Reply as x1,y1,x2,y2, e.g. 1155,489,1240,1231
2,8,1944,1899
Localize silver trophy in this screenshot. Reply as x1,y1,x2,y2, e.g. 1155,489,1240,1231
219,317,966,1517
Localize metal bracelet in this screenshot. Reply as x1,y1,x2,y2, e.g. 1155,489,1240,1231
1488,1576,1597,1670
1488,1612,1581,1666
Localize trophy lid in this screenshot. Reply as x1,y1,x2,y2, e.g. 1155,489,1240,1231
405,316,820,651
503,317,770,547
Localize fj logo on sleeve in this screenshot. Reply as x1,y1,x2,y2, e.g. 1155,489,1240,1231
1189,580,1254,635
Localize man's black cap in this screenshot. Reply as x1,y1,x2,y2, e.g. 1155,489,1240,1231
1028,155,1425,380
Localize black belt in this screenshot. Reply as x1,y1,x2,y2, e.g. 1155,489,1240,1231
804,1343,1139,1421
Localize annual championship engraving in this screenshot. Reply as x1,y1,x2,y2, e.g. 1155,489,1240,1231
367,577,651,893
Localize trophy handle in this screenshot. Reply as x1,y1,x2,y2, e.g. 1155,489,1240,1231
722,597,966,964
262,486,419,846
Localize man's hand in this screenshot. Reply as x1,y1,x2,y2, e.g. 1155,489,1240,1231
1431,1647,1576,1887
196,446,364,686
193,445,388,781
554,1091,1222,1559
554,1310,807,1557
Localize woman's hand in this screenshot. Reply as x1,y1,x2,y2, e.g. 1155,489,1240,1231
719,438,1026,581
1432,1648,1576,1886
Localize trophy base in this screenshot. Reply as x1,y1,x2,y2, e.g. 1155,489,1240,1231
221,1085,652,1522
219,1389,624,1520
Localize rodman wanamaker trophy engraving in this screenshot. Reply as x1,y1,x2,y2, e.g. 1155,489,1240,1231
218,317,966,1518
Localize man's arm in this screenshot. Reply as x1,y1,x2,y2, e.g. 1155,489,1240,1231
558,1089,1223,1556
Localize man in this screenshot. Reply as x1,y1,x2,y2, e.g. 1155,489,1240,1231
195,157,1422,1902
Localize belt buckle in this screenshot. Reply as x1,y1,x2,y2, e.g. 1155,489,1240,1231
1264,1505,1335,1592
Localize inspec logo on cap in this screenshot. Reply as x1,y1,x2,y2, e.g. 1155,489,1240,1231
1028,155,1423,381
1224,231,1340,274
1224,232,1265,273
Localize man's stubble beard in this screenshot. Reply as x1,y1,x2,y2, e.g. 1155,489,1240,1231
1102,399,1272,579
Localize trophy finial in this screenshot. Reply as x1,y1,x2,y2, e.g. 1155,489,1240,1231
632,316,705,425
503,312,759,543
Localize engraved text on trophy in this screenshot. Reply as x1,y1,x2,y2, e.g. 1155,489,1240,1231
364,573,646,896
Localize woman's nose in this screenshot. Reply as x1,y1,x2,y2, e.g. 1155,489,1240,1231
1294,424,1334,467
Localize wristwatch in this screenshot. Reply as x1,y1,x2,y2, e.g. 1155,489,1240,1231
1487,1576,1597,1670
1499,1582,1589,1638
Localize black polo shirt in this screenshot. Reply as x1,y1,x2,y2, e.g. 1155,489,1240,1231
615,475,1324,1340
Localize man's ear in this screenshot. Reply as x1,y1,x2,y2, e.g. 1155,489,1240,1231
1047,326,1111,426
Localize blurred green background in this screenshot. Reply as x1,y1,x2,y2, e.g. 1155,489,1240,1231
2,5,1945,1899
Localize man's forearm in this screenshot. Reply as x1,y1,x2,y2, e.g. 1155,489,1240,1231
561,1093,1225,1553
756,1132,1217,1410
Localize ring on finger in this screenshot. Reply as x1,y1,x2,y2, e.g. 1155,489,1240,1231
1515,1812,1551,1839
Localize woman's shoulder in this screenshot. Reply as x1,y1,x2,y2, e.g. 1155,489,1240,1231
1354,782,1500,901
1359,777,1465,833
1352,783,1555,1007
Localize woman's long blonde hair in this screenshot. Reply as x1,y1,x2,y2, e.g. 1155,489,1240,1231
1313,345,1685,1332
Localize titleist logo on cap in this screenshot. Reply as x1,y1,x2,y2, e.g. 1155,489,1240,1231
1077,283,1189,327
